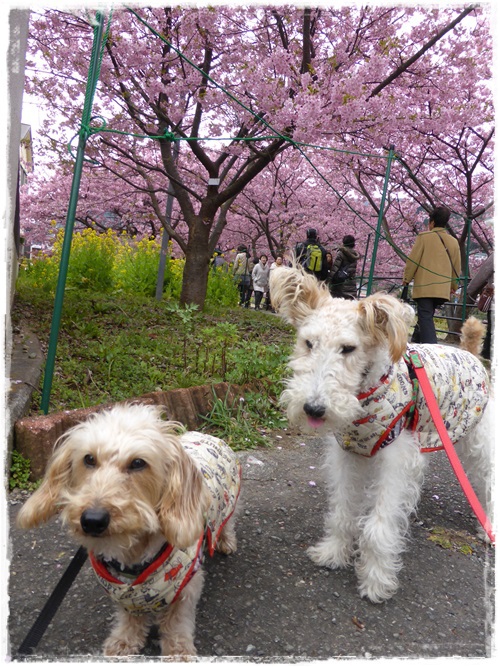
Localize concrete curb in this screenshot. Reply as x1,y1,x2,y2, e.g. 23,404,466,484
15,382,244,481
6,323,44,471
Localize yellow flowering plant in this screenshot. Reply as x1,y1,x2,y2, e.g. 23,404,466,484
18,229,239,306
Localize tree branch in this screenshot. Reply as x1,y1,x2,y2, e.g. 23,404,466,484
368,5,478,99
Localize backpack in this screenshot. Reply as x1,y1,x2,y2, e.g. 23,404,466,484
303,243,323,273
331,264,350,283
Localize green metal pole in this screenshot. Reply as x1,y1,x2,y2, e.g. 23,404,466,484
358,232,372,297
366,145,395,296
40,13,108,414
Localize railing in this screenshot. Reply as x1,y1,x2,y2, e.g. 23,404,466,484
355,277,481,339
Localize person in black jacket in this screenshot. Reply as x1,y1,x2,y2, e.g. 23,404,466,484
232,245,252,307
329,235,361,299
295,228,329,281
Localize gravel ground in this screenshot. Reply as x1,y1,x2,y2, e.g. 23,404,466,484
6,430,495,661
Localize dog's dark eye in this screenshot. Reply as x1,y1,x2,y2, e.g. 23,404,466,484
305,339,313,349
83,454,96,468
341,345,356,355
128,458,147,471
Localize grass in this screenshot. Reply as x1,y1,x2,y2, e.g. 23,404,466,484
12,283,295,449
201,388,288,450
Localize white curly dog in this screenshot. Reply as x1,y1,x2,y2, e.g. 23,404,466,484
270,266,492,603
17,403,241,656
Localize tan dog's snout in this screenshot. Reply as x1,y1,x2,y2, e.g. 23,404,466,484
80,507,110,536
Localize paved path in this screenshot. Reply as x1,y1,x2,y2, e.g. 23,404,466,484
7,430,494,661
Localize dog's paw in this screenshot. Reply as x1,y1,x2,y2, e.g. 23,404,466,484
216,532,237,555
161,637,197,658
103,636,143,656
103,609,148,656
357,578,398,604
216,519,238,555
356,562,399,604
307,539,353,569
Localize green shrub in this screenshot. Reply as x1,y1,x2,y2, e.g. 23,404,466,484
18,255,59,293
18,230,240,309
65,228,116,291
115,236,166,296
13,260,297,450
9,450,39,491
206,267,239,307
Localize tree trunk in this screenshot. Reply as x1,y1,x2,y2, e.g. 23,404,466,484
180,218,211,309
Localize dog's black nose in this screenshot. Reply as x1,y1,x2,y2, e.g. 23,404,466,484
303,403,326,419
80,508,110,536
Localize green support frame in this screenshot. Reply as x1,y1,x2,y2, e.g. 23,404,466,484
40,12,110,414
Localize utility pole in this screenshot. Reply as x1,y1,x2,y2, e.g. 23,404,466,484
156,140,179,300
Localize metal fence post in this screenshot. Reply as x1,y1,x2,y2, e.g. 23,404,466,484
40,12,109,414
366,145,395,296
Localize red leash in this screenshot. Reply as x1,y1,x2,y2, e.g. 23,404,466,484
408,351,495,545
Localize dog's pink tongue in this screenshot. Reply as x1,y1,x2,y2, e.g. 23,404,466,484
307,416,325,429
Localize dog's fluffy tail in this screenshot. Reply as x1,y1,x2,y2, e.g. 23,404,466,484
460,316,486,357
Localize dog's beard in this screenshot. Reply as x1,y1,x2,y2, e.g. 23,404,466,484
281,386,363,431
60,492,162,563
323,394,364,429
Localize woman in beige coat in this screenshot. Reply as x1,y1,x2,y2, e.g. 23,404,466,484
403,206,461,343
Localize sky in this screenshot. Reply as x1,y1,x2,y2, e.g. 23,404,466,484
22,96,43,134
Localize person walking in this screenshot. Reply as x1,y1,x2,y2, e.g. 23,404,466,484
232,244,252,307
295,228,329,281
403,206,461,344
270,254,284,272
268,254,284,312
211,248,226,271
252,254,270,310
329,235,361,299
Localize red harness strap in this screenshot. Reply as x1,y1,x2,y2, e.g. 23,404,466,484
408,351,494,544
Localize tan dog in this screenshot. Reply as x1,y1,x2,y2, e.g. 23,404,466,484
17,403,241,657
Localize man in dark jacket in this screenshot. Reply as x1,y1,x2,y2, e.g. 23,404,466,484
329,235,361,299
295,228,329,281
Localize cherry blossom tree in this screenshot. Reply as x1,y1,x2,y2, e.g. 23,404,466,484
22,4,493,306
223,150,343,259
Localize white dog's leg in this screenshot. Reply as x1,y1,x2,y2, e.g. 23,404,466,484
308,437,367,569
453,401,493,540
355,432,425,603
103,607,150,656
159,568,204,656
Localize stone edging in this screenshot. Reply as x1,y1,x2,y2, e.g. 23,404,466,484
15,382,244,481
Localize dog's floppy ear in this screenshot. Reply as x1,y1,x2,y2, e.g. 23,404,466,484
270,265,331,327
157,437,211,549
358,293,413,362
16,438,73,529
